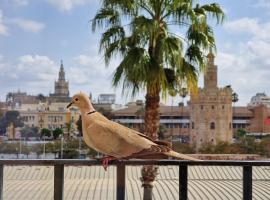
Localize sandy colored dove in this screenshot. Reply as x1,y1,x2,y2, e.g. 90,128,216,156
67,92,199,169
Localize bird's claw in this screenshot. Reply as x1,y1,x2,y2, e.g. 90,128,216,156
100,156,116,171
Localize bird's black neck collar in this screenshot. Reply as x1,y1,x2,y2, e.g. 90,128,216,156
87,110,96,115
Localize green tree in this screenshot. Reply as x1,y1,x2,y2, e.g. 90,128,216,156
92,1,224,199
40,128,51,138
20,126,39,139
36,93,46,102
235,128,246,140
0,110,24,133
52,128,63,140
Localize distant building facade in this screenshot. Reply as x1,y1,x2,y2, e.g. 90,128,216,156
18,101,80,135
113,103,270,144
6,91,39,109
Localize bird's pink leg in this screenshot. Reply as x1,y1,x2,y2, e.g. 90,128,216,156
100,156,116,171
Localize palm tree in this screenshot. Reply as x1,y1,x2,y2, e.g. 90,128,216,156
92,1,224,199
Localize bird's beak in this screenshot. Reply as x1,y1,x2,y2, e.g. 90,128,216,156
67,101,73,109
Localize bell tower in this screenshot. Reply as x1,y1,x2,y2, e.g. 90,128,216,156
204,53,217,89
49,60,70,102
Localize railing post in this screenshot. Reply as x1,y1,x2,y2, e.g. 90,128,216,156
179,164,188,200
243,165,252,200
0,165,3,200
54,164,64,200
117,163,126,200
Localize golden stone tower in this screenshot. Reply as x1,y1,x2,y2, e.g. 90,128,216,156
189,53,233,149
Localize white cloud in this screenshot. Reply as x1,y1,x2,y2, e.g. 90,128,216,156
225,17,270,40
65,54,128,102
46,0,94,11
0,10,44,34
0,10,9,36
17,55,58,80
10,18,45,33
73,54,115,74
224,18,260,36
0,55,59,98
214,16,270,105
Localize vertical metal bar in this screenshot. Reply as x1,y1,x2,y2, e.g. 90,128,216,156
243,165,252,200
179,165,188,200
0,165,3,200
117,164,126,200
54,164,64,200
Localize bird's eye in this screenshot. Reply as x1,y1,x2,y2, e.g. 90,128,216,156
75,98,78,101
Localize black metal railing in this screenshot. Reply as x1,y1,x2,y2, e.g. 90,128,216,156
0,159,270,200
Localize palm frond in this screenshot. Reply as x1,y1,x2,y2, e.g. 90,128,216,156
92,7,120,31
185,44,206,70
200,3,225,24
112,47,150,96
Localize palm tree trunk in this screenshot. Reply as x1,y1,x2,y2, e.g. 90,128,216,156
141,91,160,200
144,93,160,139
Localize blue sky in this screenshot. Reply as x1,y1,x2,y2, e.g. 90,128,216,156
0,0,270,105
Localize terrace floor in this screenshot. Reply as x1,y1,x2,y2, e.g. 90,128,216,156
3,165,270,200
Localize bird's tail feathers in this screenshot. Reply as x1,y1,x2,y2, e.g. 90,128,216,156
164,151,201,161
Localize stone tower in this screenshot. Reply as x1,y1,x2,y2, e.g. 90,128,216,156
189,53,233,149
49,60,70,102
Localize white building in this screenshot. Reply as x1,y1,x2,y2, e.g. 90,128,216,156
248,93,270,107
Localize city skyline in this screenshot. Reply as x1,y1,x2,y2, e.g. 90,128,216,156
0,0,270,105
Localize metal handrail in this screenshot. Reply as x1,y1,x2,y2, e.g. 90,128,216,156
0,159,270,166
0,159,270,200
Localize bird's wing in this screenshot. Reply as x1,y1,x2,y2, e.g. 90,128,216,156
87,119,171,158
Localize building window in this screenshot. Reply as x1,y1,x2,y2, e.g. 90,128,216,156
210,122,215,129
201,105,203,110
229,122,232,130
212,105,215,109
191,122,194,129
211,139,214,142
222,105,225,109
